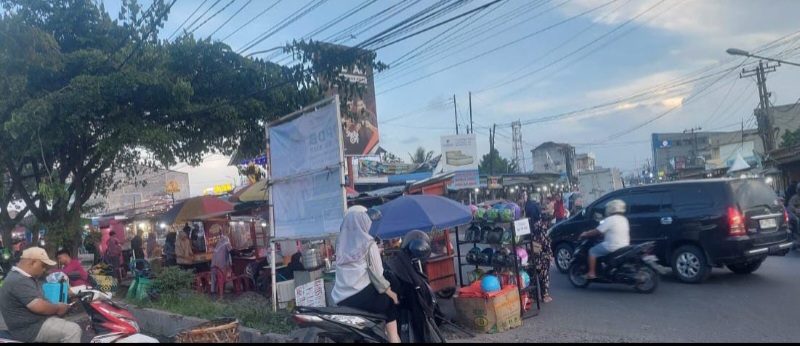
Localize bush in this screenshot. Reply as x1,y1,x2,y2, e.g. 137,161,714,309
150,267,194,295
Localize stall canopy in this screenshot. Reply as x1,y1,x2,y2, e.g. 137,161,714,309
160,196,234,225
369,195,473,240
229,180,268,203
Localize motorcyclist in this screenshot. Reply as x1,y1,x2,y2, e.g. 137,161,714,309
788,183,800,220
579,199,630,280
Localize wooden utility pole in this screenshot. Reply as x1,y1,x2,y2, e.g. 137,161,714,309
740,61,778,153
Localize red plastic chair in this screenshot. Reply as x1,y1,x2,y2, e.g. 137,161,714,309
211,266,249,298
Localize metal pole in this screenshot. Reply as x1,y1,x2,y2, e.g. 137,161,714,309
453,94,459,135
469,92,474,134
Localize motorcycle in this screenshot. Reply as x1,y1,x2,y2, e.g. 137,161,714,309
568,238,669,293
0,289,158,343
289,251,446,343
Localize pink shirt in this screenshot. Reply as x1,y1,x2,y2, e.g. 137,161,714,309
54,259,89,287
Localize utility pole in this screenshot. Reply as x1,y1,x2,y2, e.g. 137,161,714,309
453,94,459,135
740,60,778,153
683,127,702,166
469,92,474,134
489,124,496,175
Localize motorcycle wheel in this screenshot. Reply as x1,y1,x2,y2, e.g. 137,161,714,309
634,267,659,294
568,262,590,288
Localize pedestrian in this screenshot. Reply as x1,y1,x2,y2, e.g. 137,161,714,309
182,223,192,238
163,232,177,267
53,249,89,287
786,180,798,207
530,218,553,303
525,193,542,227
210,230,233,293
542,196,555,224
554,194,567,224
104,231,123,280
131,230,144,261
146,232,157,260
175,230,194,271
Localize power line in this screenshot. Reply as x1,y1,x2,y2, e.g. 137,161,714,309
119,0,178,70
180,0,222,38
169,0,209,40
208,0,253,38
237,0,328,54
187,0,237,35
377,0,618,95
220,0,282,42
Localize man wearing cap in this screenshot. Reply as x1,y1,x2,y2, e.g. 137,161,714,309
0,247,82,343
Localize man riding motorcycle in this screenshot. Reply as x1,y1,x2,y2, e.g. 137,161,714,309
579,199,630,280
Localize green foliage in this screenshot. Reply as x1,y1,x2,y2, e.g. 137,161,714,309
409,147,435,164
478,148,519,175
780,126,800,148
150,267,194,295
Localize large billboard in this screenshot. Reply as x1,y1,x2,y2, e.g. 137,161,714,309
321,45,380,156
267,97,346,240
442,134,479,190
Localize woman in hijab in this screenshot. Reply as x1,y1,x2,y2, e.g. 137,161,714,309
176,230,194,271
331,206,400,343
210,229,233,293
164,232,177,266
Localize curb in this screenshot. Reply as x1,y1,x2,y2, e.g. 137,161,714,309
120,303,290,343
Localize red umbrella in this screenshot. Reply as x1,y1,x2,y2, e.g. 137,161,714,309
346,186,359,198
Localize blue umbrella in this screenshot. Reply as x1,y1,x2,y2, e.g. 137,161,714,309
369,195,473,240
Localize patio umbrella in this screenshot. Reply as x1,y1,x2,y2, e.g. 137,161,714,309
160,196,235,225
369,195,473,240
229,180,268,203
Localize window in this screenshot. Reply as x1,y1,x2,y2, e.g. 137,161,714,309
621,192,668,215
671,186,715,211
729,180,779,210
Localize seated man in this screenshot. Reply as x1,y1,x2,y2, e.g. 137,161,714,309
54,249,90,287
0,247,81,343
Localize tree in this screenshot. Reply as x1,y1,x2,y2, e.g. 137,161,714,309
478,148,518,175
780,126,800,148
0,0,381,253
409,147,435,164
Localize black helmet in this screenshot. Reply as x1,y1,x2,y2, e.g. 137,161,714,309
486,227,504,244
480,226,493,243
403,230,432,261
464,225,481,242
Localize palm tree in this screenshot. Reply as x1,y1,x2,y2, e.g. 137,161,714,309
409,147,435,164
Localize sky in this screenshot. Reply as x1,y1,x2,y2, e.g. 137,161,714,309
101,0,800,196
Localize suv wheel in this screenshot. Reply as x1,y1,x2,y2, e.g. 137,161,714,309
554,243,574,274
672,245,711,284
727,258,765,275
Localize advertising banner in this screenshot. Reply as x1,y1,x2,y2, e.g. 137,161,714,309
441,134,478,173
449,170,480,190
268,98,346,240
269,103,341,180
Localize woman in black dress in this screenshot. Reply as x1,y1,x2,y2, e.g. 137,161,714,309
530,219,553,303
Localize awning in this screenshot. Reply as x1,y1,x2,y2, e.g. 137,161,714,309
229,180,268,203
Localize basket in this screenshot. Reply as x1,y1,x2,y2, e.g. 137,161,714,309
174,318,239,343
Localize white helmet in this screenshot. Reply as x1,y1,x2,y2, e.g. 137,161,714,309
605,199,626,216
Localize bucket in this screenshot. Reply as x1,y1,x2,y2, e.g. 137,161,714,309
43,283,68,304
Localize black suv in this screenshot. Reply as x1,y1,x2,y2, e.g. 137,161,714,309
549,179,793,283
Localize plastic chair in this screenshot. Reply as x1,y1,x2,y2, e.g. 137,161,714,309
211,266,249,298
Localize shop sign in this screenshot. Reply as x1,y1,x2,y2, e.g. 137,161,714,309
295,278,326,308
213,183,233,195
450,170,480,190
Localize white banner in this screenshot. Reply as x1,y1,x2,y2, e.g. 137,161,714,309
441,134,478,173
269,103,341,180
268,98,346,240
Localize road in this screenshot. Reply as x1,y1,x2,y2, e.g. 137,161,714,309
443,251,800,343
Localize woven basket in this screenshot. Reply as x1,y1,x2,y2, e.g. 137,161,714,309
174,318,239,343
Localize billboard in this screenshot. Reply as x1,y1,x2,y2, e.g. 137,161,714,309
440,134,478,173
267,97,346,240
321,45,380,156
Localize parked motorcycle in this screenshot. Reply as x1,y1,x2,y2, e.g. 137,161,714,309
0,289,158,343
568,238,669,293
289,233,446,343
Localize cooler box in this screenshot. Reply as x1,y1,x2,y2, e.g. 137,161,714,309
276,279,296,310
453,282,521,334
43,283,69,304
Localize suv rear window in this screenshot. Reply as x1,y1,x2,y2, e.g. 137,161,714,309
729,180,779,210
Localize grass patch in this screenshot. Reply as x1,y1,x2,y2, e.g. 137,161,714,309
130,291,292,335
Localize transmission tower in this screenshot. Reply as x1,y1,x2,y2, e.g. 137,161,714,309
511,120,525,173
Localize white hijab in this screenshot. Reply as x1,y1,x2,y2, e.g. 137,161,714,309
336,206,375,266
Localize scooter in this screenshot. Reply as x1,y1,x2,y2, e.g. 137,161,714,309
568,237,669,293
0,289,158,343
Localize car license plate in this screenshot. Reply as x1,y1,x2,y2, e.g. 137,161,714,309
759,218,777,229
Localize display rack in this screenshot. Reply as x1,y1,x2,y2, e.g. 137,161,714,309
454,218,542,319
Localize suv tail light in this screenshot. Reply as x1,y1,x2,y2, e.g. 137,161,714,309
784,208,790,224
728,207,746,237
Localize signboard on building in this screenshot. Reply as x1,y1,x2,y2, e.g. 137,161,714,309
268,97,346,240
450,170,480,190
440,134,478,172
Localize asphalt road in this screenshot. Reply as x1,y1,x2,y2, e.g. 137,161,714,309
444,251,800,343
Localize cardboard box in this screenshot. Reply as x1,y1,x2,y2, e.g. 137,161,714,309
454,285,522,334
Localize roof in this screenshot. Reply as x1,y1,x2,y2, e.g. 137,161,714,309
531,141,573,152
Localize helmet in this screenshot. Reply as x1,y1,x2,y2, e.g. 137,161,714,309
474,208,487,221
480,226,493,243
492,248,509,267
515,247,529,266
520,271,531,288
486,227,504,244
366,207,383,221
479,248,495,265
486,208,499,222
467,268,485,284
605,199,626,216
500,208,514,222
466,246,482,265
470,204,478,215
501,228,514,244
402,230,430,249
464,225,481,242
480,275,502,293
